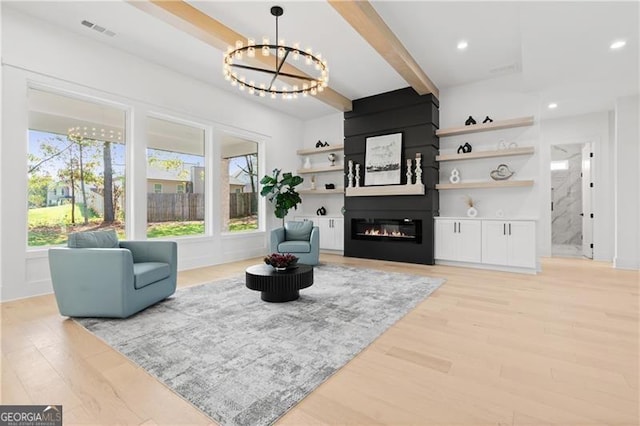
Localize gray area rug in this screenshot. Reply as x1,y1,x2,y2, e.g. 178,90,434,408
76,264,445,426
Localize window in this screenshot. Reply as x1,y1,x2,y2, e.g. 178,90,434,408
147,116,205,238
27,88,126,247
222,136,259,232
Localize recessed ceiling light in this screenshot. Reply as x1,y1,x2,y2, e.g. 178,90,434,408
548,103,558,109
457,40,468,50
610,40,626,50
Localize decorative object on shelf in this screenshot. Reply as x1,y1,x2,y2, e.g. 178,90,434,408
316,206,326,216
341,206,346,215
465,116,477,126
325,183,335,190
482,116,494,124
365,133,402,186
509,142,518,149
264,253,298,271
457,142,473,154
465,195,478,218
310,175,316,190
315,140,323,148
322,141,329,147
328,152,336,166
355,163,361,187
303,156,311,169
490,164,515,181
406,158,413,185
223,6,329,100
414,153,422,185
495,209,505,218
497,139,508,150
347,160,354,188
449,168,461,184
260,169,304,224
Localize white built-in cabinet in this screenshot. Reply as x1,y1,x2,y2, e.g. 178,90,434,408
481,220,536,268
435,219,481,263
435,217,536,272
295,216,344,251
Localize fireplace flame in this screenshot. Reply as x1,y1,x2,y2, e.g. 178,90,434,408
363,227,409,238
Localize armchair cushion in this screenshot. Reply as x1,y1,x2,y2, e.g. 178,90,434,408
278,241,311,253
67,229,118,248
284,221,313,241
133,262,171,289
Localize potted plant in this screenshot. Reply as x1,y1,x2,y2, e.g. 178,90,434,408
260,169,304,224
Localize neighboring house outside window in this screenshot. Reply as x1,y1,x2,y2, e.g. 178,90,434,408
176,183,185,194
154,183,162,194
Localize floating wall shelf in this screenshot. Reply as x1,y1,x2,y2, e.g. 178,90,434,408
436,116,534,137
436,147,535,162
299,188,344,195
296,144,344,155
436,180,534,190
297,165,342,174
346,184,425,197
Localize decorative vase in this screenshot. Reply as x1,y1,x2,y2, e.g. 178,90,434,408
467,206,478,218
303,157,311,169
449,168,461,184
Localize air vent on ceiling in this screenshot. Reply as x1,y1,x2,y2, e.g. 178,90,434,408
80,20,116,37
489,62,520,75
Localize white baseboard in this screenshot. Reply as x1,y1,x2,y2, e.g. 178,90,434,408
435,259,537,275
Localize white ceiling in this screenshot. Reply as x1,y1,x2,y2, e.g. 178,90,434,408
5,1,639,120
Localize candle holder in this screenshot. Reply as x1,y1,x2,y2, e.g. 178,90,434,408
414,153,422,185
347,160,354,188
406,158,413,185
355,163,361,188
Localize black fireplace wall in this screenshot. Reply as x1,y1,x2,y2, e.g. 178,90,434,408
343,87,439,265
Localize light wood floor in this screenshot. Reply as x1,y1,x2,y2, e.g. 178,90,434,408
1,255,638,425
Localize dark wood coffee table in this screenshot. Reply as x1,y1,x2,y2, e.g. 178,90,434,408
245,264,314,302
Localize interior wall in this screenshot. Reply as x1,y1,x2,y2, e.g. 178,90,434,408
298,112,344,218
613,94,640,270
540,111,613,261
438,75,542,257
0,8,303,301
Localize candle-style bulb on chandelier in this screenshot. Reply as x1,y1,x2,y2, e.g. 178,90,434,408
222,5,329,99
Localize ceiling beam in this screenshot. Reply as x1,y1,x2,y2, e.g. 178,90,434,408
328,0,439,99
128,1,353,112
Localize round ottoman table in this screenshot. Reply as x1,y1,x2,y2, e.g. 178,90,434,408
245,264,314,302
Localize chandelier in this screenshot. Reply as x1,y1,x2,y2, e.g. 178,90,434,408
222,5,329,99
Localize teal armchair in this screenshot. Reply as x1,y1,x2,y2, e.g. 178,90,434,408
48,230,177,318
270,221,319,266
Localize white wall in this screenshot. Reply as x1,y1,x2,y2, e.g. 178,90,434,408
438,75,543,257
613,95,640,269
540,112,613,261
1,8,303,301
298,112,344,218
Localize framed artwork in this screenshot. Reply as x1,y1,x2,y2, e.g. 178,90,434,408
364,133,402,186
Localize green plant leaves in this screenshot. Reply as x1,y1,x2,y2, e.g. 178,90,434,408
260,168,304,219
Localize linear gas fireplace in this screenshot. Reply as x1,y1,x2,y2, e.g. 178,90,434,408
352,218,422,243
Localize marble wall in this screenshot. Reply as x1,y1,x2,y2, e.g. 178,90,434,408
551,144,584,245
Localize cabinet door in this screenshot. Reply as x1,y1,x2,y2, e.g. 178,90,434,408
457,220,482,263
316,218,332,249
435,219,457,261
482,221,509,265
332,218,344,250
507,221,536,268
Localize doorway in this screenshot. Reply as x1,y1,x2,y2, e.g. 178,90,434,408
550,143,593,259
